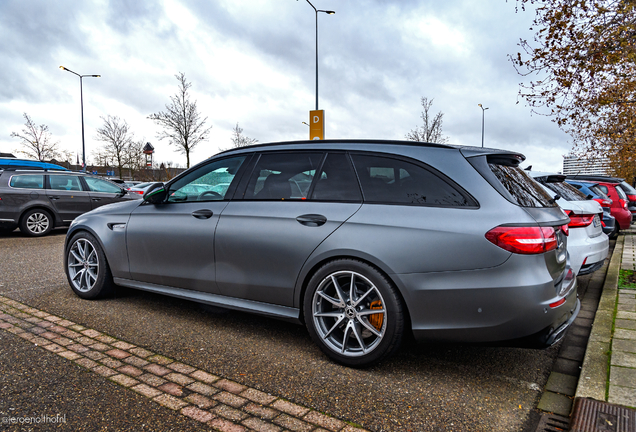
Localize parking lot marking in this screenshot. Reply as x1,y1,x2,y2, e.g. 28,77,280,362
0,295,370,432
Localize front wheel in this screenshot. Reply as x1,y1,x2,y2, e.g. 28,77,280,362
65,232,114,299
304,259,404,367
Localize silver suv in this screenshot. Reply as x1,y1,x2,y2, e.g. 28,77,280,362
64,140,579,367
0,169,140,236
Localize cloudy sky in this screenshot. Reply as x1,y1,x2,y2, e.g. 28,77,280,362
0,0,571,172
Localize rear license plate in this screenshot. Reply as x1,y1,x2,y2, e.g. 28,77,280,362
593,214,600,227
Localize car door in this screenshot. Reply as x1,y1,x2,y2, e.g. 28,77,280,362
82,176,127,209
126,155,247,293
215,152,363,307
45,174,92,223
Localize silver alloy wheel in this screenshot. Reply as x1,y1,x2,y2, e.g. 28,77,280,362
312,270,387,357
67,238,100,293
26,212,49,234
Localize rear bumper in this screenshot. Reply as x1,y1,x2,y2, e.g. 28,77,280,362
612,208,633,229
397,253,578,345
567,227,609,275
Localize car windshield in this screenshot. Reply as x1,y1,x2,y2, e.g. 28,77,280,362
620,181,636,196
488,164,555,207
542,181,588,201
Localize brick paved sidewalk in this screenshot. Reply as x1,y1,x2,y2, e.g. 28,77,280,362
0,295,369,432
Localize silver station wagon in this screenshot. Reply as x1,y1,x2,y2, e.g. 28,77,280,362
64,140,579,367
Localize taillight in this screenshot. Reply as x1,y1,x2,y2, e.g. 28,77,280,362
133,190,144,195
620,199,628,209
561,224,569,236
627,194,636,202
485,226,558,254
593,198,611,208
567,210,595,228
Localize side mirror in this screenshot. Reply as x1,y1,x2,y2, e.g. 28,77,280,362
143,182,167,204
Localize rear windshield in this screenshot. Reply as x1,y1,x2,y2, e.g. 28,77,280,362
488,164,555,207
541,180,588,201
620,181,636,196
589,184,610,199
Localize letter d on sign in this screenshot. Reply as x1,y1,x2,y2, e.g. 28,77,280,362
309,110,324,140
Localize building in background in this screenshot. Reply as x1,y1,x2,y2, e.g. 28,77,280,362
562,154,609,176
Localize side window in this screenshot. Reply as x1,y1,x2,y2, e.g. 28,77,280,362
49,175,82,191
167,156,246,203
9,175,44,189
84,177,123,194
351,154,473,206
311,153,362,202
243,153,322,200
598,185,609,195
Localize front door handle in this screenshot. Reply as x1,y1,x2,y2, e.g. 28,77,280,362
296,214,327,227
91,198,101,201
49,196,60,200
192,209,214,219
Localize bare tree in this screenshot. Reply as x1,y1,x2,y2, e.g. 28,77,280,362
125,139,147,180
230,123,258,148
10,113,61,161
95,115,134,178
405,97,449,144
148,72,212,168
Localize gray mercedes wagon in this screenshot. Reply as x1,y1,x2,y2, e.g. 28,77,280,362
64,140,579,367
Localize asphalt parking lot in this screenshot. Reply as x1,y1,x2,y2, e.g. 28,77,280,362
0,229,574,431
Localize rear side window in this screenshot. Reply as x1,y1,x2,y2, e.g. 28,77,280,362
540,181,588,201
488,164,555,207
49,175,82,191
10,174,44,189
243,152,323,200
350,154,474,206
311,153,362,202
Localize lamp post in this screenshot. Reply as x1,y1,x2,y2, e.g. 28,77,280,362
303,0,335,111
478,104,489,148
60,66,100,172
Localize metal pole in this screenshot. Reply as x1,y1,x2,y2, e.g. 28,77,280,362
79,76,86,172
59,66,100,173
315,9,319,111
478,104,489,148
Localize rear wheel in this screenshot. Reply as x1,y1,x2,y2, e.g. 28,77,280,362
304,259,404,367
19,209,53,237
609,225,619,240
65,232,114,299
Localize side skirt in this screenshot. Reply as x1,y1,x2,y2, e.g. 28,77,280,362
113,278,302,324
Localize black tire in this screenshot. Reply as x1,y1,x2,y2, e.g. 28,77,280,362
65,231,114,299
303,259,404,367
609,225,619,240
19,208,53,237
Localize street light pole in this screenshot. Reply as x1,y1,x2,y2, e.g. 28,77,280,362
478,104,489,148
303,0,335,111
60,66,100,172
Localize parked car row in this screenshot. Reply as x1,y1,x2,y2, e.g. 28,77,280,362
528,172,609,276
63,140,580,367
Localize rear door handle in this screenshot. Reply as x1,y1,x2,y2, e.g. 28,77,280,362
49,196,60,200
296,214,327,227
192,209,214,219
91,198,101,201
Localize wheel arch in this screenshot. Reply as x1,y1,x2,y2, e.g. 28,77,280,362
296,252,413,334
19,205,59,227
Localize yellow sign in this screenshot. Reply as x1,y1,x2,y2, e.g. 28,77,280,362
309,110,324,140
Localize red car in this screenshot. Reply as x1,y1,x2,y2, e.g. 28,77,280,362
568,175,633,231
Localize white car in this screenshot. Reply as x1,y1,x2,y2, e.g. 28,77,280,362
530,172,609,275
